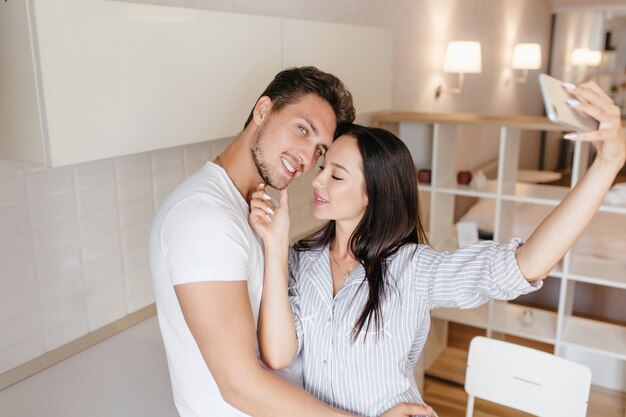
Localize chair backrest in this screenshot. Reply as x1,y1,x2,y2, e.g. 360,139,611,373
464,336,591,417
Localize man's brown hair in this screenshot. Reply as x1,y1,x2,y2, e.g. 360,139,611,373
244,66,355,130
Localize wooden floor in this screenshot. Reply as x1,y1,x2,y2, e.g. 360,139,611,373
424,346,626,417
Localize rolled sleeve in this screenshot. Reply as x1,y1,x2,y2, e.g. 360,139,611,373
416,238,542,310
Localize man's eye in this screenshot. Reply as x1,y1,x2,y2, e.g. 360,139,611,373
315,146,323,155
299,125,308,135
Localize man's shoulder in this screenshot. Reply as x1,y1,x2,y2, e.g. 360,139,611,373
159,166,242,220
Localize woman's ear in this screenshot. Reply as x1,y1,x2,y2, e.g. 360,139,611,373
252,96,273,126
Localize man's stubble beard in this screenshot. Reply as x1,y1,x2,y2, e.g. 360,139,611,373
251,123,289,190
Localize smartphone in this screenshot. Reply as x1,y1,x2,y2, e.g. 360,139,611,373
539,73,599,132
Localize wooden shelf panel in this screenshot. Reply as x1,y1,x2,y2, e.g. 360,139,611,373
561,316,626,360
371,112,569,131
434,181,498,199
490,301,558,344
568,255,626,290
431,305,489,329
501,182,569,205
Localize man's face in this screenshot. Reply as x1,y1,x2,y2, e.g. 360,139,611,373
251,94,336,190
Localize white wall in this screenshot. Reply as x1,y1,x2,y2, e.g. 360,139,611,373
0,0,554,374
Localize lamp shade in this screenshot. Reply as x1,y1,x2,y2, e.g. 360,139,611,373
570,48,602,67
512,43,541,70
443,41,482,73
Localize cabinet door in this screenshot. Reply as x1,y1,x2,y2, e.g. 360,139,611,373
283,18,392,114
0,0,46,164
7,0,283,167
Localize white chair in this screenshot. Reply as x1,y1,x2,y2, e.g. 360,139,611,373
464,336,591,417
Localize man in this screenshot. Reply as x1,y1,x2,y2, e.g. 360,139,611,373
150,67,433,417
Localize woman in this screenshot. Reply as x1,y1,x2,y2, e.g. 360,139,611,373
249,81,625,417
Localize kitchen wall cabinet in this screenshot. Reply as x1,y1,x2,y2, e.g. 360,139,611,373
372,112,626,391
1,0,392,167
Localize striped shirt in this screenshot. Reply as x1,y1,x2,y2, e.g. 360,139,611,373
287,238,542,417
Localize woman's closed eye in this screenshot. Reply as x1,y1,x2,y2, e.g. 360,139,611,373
317,165,343,181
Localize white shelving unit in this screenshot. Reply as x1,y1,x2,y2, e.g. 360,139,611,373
372,112,626,391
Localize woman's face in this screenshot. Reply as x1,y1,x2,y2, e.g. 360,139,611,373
311,135,368,223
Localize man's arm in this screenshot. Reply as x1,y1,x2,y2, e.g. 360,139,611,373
176,280,348,417
176,281,434,417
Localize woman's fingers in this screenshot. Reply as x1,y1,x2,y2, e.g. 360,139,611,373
578,80,612,101
565,83,620,124
567,81,610,108
565,124,619,142
249,206,272,225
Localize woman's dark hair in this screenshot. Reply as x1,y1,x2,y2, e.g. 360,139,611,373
244,66,355,129
295,123,428,340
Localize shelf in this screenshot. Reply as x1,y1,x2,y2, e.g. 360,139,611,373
434,180,498,199
431,305,489,329
597,203,626,215
378,111,626,391
417,184,432,192
561,315,626,361
568,255,626,290
501,182,569,205
490,301,557,344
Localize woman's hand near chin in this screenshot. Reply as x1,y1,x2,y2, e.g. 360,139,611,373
249,184,291,248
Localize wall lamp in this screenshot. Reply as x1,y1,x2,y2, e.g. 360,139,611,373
570,48,602,67
511,43,541,83
435,41,482,98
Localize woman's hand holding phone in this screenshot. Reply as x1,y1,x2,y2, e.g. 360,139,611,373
561,81,625,171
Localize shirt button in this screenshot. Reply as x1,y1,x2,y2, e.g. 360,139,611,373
323,360,328,365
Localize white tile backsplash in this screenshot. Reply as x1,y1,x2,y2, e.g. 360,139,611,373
38,272,85,309
81,232,121,265
120,222,151,251
115,153,152,181
74,159,115,190
29,194,77,229
0,262,37,297
87,301,127,331
76,184,118,216
0,312,42,351
118,200,154,229
117,176,153,205
182,141,212,175
0,160,25,180
79,209,119,238
0,233,33,268
83,256,124,290
0,177,27,209
86,278,126,313
0,337,45,374
43,318,89,351
0,205,31,240
32,220,80,255
0,286,40,324
41,296,88,349
123,245,149,275
35,241,82,282
126,269,154,313
151,147,183,175
26,168,74,201
153,170,185,200
1,138,338,373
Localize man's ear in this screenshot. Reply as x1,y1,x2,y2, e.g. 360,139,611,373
252,96,272,126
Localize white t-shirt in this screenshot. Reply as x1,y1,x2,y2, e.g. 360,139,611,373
150,162,293,417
